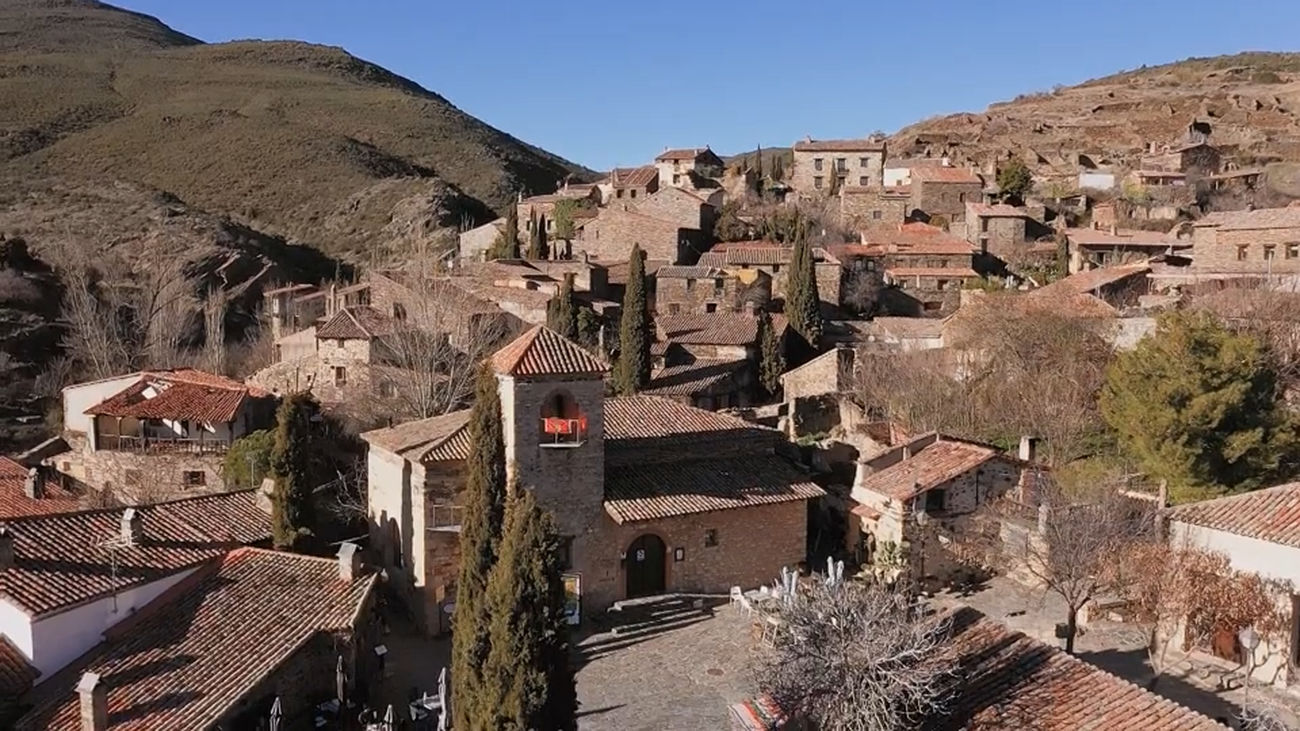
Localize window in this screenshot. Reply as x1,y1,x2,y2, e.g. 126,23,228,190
1236,245,1249,261
705,302,718,313
685,278,695,292
835,158,847,172
859,176,870,186
630,190,637,199
667,303,681,314
925,488,945,513
771,264,781,273
1264,244,1276,261
616,189,624,199
814,176,824,189
859,157,870,168
1289,243,1300,259
334,366,347,386
672,174,681,185
713,278,724,294
183,471,206,488
392,303,406,321
923,301,942,312
704,529,718,547
872,210,882,220
378,381,396,398
837,176,847,188
540,390,587,446
813,158,824,172
558,536,574,570
936,279,950,290
336,339,345,348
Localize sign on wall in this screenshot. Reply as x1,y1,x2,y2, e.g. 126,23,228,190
562,573,581,626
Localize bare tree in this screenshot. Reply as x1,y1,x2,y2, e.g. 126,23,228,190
60,265,131,379
753,579,956,730
199,285,230,374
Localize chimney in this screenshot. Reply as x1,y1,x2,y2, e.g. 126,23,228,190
0,524,13,570
1018,435,1039,463
23,467,41,500
120,507,141,546
901,444,912,460
742,300,757,315
337,541,362,582
1109,223,1117,236
77,672,107,731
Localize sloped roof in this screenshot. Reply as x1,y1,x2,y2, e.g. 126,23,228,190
361,409,472,464
657,312,785,346
315,306,397,340
967,203,1030,218
655,147,716,162
1033,263,1150,298
909,166,982,184
604,395,775,446
885,267,980,278
657,265,726,279
646,358,749,397
1195,205,1300,232
0,635,38,698
604,454,824,524
0,490,269,617
1064,227,1175,248
1169,482,1300,549
16,548,376,731
859,225,977,256
491,325,608,378
941,607,1224,730
83,369,270,424
855,437,998,501
609,165,659,188
792,138,885,152
0,458,81,519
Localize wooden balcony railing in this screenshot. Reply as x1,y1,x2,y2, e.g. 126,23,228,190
96,434,232,455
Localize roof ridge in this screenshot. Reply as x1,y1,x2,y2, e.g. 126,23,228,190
0,488,257,524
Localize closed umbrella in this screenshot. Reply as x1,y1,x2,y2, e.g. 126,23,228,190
383,703,396,730
437,667,449,731
335,656,347,710
268,697,283,731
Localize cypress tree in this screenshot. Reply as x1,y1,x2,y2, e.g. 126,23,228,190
615,244,650,395
771,155,784,182
757,310,785,399
785,232,823,348
547,275,578,340
269,393,319,551
452,366,508,729
754,144,764,181
490,206,521,260
537,215,550,260
827,165,841,196
525,208,542,260
482,486,576,730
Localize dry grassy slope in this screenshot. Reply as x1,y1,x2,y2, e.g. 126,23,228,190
888,52,1300,181
0,1,594,263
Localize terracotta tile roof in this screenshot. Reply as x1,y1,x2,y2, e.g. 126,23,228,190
1197,206,1300,232
656,265,726,279
315,306,397,340
1033,263,1150,298
1169,482,1300,549
605,454,824,523
83,370,269,424
941,607,1224,730
491,325,608,378
655,147,712,162
1135,169,1187,179
0,490,269,617
698,245,792,267
1064,227,1175,248
885,267,980,278
657,312,786,346
17,548,376,731
861,228,977,256
966,203,1029,218
855,438,998,501
361,409,472,464
609,165,658,188
0,458,81,518
0,635,38,698
604,395,774,446
519,187,596,204
598,258,667,286
646,358,749,397
909,166,982,184
792,138,885,152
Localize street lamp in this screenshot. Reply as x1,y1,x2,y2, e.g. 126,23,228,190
1238,626,1260,695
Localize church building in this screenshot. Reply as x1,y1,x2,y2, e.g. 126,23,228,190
364,325,824,634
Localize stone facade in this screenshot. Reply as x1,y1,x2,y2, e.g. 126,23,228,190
654,269,771,315
966,211,1028,256
1192,210,1300,275
631,186,717,237
790,138,886,197
841,188,909,230
575,208,702,264
457,217,506,262
654,148,725,189
911,179,984,224
53,434,230,503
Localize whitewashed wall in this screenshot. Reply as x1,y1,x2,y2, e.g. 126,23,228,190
61,374,142,435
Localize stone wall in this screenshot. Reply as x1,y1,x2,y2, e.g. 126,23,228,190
791,150,884,197
655,273,770,315
631,187,714,235
1192,225,1300,274
575,209,699,264
841,189,908,230
458,218,504,261
969,216,1027,256
912,181,983,222
53,435,231,502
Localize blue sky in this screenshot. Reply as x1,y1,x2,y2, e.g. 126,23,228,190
119,0,1300,171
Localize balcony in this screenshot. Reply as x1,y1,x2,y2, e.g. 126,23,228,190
540,417,587,449
95,434,232,455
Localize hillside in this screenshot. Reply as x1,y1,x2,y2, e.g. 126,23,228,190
888,52,1300,188
0,0,593,264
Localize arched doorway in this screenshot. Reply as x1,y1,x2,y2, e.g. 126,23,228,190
625,534,666,598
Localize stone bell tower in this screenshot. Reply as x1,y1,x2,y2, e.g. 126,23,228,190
490,325,609,547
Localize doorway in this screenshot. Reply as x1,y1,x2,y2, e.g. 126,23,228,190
625,534,666,598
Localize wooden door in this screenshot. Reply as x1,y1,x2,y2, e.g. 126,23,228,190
626,534,666,598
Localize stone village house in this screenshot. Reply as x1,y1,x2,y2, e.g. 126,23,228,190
654,147,725,189
790,137,886,197
363,326,824,634
51,370,276,502
598,164,660,203
645,311,788,410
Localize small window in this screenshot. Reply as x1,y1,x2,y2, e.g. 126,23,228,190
1264,245,1276,261
936,279,949,290
705,302,718,313
859,157,870,168
872,210,882,220
667,303,681,314
704,529,718,547
925,489,945,513
859,176,869,186
616,189,624,199
334,366,347,386
835,158,847,171
392,303,407,321
336,339,345,348
813,158,824,172
837,176,847,188
685,278,695,292
1236,245,1249,261
558,536,574,570
713,278,724,294
183,470,206,488
772,264,781,273
1288,243,1300,259
814,176,824,189
672,174,681,184
630,190,637,199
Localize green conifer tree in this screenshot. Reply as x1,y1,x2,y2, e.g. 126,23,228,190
615,244,650,394
537,215,550,260
827,165,841,196
547,275,578,340
489,206,521,260
525,208,542,260
785,232,823,348
269,393,319,551
452,367,508,728
481,486,577,730
757,310,786,398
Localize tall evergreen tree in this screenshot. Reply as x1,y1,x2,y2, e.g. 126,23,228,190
452,367,508,728
269,393,319,551
547,275,578,340
771,155,784,182
827,164,841,196
481,486,577,730
754,144,764,180
537,215,550,260
489,206,521,260
785,233,823,348
615,244,650,394
525,208,542,260
757,310,785,399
